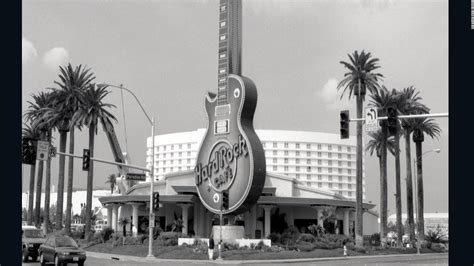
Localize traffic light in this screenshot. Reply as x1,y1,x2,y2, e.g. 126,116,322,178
222,190,229,210
22,138,36,165
153,192,160,210
82,149,91,171
386,107,398,135
340,110,349,139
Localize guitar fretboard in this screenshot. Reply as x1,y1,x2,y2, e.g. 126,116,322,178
217,0,242,106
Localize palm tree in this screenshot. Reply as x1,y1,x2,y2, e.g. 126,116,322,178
397,86,429,243
53,63,96,235
25,91,55,228
22,124,40,226
105,174,117,194
368,86,393,247
71,84,117,240
411,117,441,241
338,50,383,246
365,129,395,247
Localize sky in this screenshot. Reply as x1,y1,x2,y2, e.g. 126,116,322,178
22,0,448,215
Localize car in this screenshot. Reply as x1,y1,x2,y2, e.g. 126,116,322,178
22,225,46,262
39,234,86,266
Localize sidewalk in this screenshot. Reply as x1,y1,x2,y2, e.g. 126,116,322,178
86,250,448,265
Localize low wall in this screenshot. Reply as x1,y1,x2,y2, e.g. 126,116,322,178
178,238,271,247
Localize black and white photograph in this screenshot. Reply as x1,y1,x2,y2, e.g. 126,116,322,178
21,0,450,265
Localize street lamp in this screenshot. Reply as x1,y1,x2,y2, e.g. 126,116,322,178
413,148,441,254
98,83,156,258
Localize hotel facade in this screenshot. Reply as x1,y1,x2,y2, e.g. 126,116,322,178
99,129,378,240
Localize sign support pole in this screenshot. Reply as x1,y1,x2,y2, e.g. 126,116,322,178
217,201,223,260
147,117,155,258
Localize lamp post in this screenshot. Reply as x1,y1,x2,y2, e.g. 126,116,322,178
413,148,440,254
98,83,156,258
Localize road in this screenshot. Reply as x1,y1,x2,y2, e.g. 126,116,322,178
22,253,448,266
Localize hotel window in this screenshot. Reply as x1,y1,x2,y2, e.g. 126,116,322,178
179,144,182,149
273,158,277,163
296,174,300,179
284,166,288,171
273,166,277,171
329,183,333,188
163,153,166,158
318,182,322,188
170,160,174,164
178,159,182,164
347,146,351,152
187,159,191,164
296,166,300,172
348,176,352,182
284,150,289,155
318,167,322,172
307,182,311,187
348,162,352,167
307,174,311,180
338,153,342,159
348,169,352,175
318,175,322,180
188,143,191,149
328,145,332,151
179,152,182,157
338,161,342,167
307,166,311,172
348,184,352,189
273,150,277,155
157,146,160,151
187,166,191,170
339,190,343,195
188,151,191,156
157,154,160,158
338,145,342,151
170,153,174,158
307,143,311,149
348,154,352,160
339,184,342,189
328,160,332,166
338,176,342,182
296,158,300,164
318,144,322,150
328,168,332,173
284,142,288,148
338,169,342,174
348,191,352,197
318,159,322,165
284,158,288,164
296,151,300,156
328,153,332,158
328,176,332,181
163,146,167,151
262,142,266,148
163,161,166,165
171,145,174,150
318,152,322,157
273,142,277,148
307,151,311,157
178,167,182,171
307,159,311,164
296,143,300,149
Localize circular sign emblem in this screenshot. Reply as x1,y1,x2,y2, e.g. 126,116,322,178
213,193,219,203
206,140,238,192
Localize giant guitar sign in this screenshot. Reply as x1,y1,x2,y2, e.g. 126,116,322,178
195,0,266,215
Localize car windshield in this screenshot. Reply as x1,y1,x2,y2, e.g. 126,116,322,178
55,237,78,248
24,230,44,238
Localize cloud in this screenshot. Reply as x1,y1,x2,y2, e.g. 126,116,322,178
43,47,70,71
317,78,352,110
22,38,38,66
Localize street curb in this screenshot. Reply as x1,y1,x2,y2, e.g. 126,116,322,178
85,250,448,264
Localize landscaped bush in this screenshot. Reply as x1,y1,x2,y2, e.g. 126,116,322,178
137,234,147,244
308,224,325,237
281,225,300,246
255,240,266,250
430,243,447,252
346,242,367,253
123,236,140,245
268,232,281,244
425,226,448,244
223,242,240,250
100,227,114,242
317,234,353,248
297,233,316,243
158,231,183,246
71,230,85,240
295,241,315,252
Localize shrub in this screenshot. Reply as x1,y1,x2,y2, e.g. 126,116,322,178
99,227,114,243
308,224,325,237
426,226,448,244
281,226,300,246
268,232,281,244
163,238,178,246
297,233,316,243
430,243,447,252
346,242,366,253
250,243,256,249
295,241,315,252
124,236,140,245
137,234,148,244
223,242,240,250
317,234,353,248
255,240,266,250
158,231,183,243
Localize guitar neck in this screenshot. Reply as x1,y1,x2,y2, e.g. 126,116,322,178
217,0,242,105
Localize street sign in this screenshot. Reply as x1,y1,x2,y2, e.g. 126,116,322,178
36,141,50,161
149,213,155,228
50,146,57,158
365,107,380,132
126,173,146,181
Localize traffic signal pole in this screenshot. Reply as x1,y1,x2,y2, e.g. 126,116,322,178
55,151,150,172
347,112,449,122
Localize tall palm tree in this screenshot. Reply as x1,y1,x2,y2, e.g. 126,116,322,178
53,63,96,235
24,91,55,227
105,174,117,194
22,124,40,226
397,86,429,243
368,86,393,247
71,84,117,240
338,50,383,246
411,117,441,241
365,129,395,247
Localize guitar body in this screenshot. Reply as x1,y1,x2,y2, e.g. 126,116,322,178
195,74,266,214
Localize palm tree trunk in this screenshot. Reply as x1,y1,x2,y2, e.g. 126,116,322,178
380,125,388,248
65,128,75,235
85,125,95,241
44,129,52,233
27,163,36,225
34,131,46,227
355,89,364,247
394,129,403,247
415,141,425,241
404,128,415,242
55,130,68,230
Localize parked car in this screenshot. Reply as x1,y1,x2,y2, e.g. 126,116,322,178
22,225,46,262
39,234,86,266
